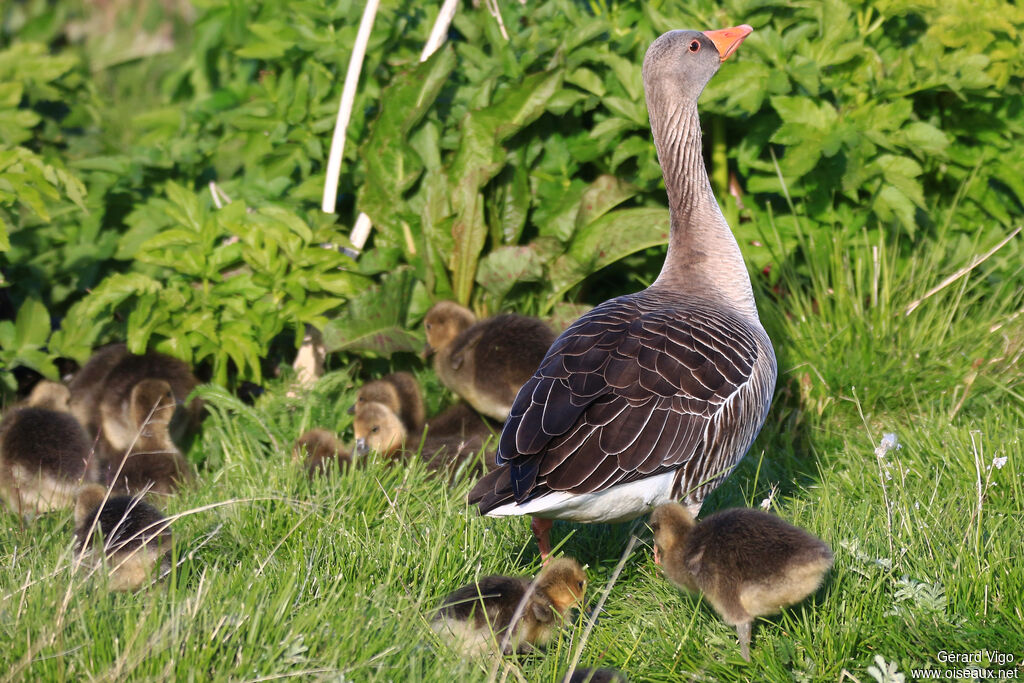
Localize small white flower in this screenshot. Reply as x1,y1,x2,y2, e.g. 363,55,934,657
875,432,900,458
991,456,1007,470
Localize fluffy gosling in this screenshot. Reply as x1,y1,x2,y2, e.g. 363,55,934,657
294,428,351,476
432,557,587,655
103,379,194,496
74,483,172,591
423,301,555,422
0,399,93,516
348,371,425,433
649,503,833,661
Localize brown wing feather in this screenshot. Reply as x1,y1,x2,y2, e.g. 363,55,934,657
468,291,774,512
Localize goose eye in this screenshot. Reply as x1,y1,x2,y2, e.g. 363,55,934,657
688,40,700,53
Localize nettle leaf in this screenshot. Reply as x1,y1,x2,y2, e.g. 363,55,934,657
476,245,544,300
549,207,671,303
322,269,420,356
13,298,50,350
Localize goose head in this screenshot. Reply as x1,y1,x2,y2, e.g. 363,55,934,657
642,26,752,103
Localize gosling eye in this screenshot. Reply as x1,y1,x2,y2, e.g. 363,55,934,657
371,426,380,434
577,580,585,589
688,39,700,53
425,323,432,331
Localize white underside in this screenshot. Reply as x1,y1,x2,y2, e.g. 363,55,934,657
486,470,678,524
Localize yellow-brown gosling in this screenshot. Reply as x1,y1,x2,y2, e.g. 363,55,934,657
649,503,833,661
0,393,93,516
74,483,172,591
353,401,496,475
293,428,351,477
102,379,194,496
71,344,202,450
348,371,425,433
423,301,555,422
431,557,587,655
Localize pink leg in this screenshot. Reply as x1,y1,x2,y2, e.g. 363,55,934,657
531,517,553,563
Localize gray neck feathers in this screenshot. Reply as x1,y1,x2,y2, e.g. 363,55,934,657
647,90,757,318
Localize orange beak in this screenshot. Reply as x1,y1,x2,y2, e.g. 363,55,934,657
702,24,753,62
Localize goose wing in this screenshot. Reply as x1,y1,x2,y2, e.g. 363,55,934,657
469,293,774,512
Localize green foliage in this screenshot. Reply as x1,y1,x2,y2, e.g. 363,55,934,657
66,182,367,385
0,0,1021,393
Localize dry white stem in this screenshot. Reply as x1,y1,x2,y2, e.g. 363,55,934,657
421,0,460,62
484,0,509,41
905,226,1021,315
350,211,374,252
322,0,381,214
290,325,326,389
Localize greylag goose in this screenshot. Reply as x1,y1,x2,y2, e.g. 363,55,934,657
294,428,351,476
468,26,776,559
74,482,172,591
71,344,202,450
431,557,586,655
0,394,93,516
649,503,832,661
102,379,194,496
424,301,556,422
348,371,425,433
353,401,497,475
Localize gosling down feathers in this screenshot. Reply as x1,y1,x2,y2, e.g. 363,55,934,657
353,401,496,475
348,371,425,434
424,302,556,422
469,26,776,559
74,483,172,591
294,428,351,476
431,557,587,655
0,386,93,516
102,379,194,496
649,503,833,661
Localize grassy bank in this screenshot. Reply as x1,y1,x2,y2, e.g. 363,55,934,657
2,225,1021,682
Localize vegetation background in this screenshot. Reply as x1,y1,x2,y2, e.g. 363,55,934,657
0,0,1021,680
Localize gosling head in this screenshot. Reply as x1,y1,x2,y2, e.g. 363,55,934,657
129,379,177,431
352,402,406,457
348,379,401,416
649,502,697,566
535,557,588,616
423,301,476,356
26,380,71,412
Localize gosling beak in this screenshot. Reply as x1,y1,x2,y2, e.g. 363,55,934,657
346,404,355,415
354,438,368,457
653,545,661,566
702,24,753,62
422,343,434,359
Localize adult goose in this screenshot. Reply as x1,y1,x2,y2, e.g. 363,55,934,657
468,26,776,558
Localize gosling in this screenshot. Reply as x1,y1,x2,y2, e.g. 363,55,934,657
0,392,93,516
649,503,833,661
352,401,495,475
102,379,194,496
423,301,555,422
431,557,587,655
348,371,425,433
74,483,172,591
294,428,351,476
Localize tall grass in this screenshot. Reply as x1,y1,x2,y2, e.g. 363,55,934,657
2,222,1022,681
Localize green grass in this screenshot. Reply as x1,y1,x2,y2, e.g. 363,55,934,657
2,227,1023,682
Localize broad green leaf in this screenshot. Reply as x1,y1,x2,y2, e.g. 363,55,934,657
322,269,420,356
476,245,544,300
548,207,671,303
13,298,50,350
